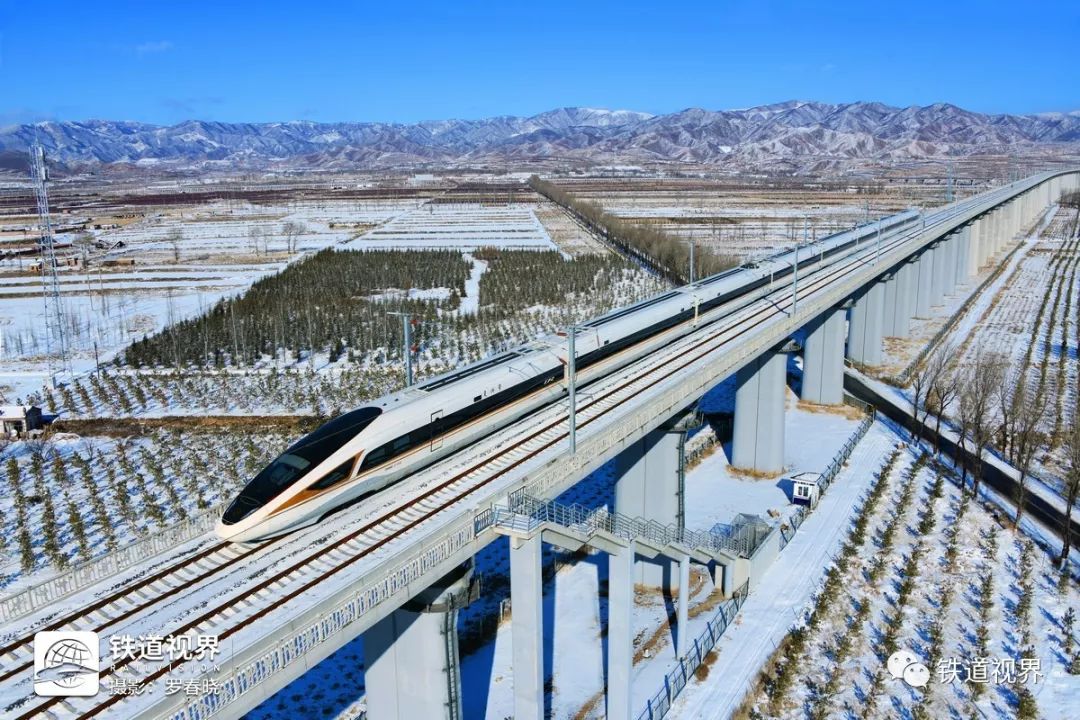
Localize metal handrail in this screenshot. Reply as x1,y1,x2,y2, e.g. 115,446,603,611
0,503,226,623
634,409,875,720
492,492,770,558
146,172,1072,720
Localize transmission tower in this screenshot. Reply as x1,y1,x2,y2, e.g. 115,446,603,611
29,143,70,385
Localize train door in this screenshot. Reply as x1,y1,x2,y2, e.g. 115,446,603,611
430,409,444,451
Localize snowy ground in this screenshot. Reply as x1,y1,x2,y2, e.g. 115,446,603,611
232,380,871,720
887,203,1080,508
352,203,557,251
455,388,866,719
0,198,392,401
566,184,920,261
0,425,290,592
682,426,1080,720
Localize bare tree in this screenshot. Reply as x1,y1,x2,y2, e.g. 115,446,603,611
166,228,183,263
282,221,307,254
924,347,959,454
997,366,1022,461
911,359,932,444
1060,405,1080,565
1008,379,1046,526
248,226,262,256
960,349,1006,498
912,343,954,447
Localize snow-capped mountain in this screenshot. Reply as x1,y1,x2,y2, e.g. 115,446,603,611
1,102,1077,170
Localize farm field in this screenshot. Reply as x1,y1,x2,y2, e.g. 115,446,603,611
0,194,421,399
0,423,295,592
550,177,988,261
947,205,1080,478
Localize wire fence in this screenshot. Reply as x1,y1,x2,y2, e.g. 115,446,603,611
635,407,876,719
633,580,750,720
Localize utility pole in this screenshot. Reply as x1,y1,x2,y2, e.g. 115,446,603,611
388,311,415,386
688,240,696,284
567,326,577,453
875,217,882,264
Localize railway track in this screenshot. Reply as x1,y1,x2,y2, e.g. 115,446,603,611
7,200,954,719
0,540,272,684
4,186,1034,718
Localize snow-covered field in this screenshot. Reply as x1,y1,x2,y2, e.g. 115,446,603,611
707,436,1080,720
942,205,1079,487
0,424,289,592
566,185,920,261
352,203,557,251
0,197,396,401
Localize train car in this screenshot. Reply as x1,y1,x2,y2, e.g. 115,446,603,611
216,209,921,542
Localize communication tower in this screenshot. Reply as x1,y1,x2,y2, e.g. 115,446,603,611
29,143,70,385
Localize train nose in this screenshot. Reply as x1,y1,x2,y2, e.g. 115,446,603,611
214,518,250,543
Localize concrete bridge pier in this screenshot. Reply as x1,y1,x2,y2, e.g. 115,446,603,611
607,540,635,720
881,272,900,336
886,266,913,338
956,225,974,283
801,307,846,405
614,425,686,586
365,563,476,720
900,258,919,327
941,234,958,296
990,208,1003,257
914,249,934,318
510,535,544,720
979,214,994,266
970,217,985,269
847,281,885,365
732,346,788,473
929,241,947,302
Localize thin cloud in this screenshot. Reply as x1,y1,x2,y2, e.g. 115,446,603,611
135,40,174,56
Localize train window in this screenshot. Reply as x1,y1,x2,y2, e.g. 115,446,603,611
308,458,355,491
286,407,382,469
224,407,382,522
392,435,410,452
361,445,388,470
474,395,482,402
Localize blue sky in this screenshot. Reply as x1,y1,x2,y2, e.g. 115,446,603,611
2,0,1078,125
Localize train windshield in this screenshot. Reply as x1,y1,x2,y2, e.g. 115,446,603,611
221,407,382,525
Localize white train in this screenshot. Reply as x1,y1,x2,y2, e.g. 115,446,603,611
217,209,920,542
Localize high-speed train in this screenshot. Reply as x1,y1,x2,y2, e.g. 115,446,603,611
216,209,920,542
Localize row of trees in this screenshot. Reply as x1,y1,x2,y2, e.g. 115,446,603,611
119,247,661,372
911,343,1080,566
529,175,738,284
123,249,472,368
1,429,287,575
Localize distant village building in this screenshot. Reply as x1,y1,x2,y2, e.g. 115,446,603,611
407,173,437,187
0,405,43,437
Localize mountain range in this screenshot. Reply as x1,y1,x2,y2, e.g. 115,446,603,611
2,101,1079,171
